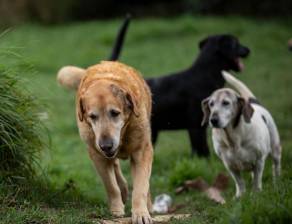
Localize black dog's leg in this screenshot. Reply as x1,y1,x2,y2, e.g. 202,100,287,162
151,127,158,146
188,127,210,157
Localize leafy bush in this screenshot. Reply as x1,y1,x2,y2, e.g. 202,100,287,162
0,67,47,183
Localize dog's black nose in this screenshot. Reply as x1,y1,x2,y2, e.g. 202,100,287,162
210,117,219,127
239,46,250,58
99,139,113,152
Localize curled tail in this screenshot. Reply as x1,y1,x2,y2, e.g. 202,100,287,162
57,66,85,90
108,14,131,61
222,70,256,100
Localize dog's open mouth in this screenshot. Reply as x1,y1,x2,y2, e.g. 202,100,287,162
104,150,118,158
235,58,244,71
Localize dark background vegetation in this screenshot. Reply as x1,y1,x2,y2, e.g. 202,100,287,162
1,0,292,25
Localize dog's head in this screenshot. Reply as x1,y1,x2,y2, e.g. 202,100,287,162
78,79,138,158
199,34,250,72
201,88,254,128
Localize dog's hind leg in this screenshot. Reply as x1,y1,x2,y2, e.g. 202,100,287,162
265,114,282,181
253,157,266,192
114,159,129,204
271,144,282,181
151,128,158,145
188,128,210,157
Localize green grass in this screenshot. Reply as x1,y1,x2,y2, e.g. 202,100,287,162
0,15,292,223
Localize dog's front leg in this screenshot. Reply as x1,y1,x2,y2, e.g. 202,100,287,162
88,148,125,217
188,127,210,157
253,157,265,192
131,142,153,224
228,168,245,198
221,157,245,198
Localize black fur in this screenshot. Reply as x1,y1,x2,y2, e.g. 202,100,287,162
108,14,131,61
147,34,250,157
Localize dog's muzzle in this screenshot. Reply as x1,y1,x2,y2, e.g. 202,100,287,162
99,138,116,158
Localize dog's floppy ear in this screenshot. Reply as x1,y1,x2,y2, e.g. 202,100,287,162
110,84,139,117
199,37,209,50
125,93,139,117
201,97,210,126
238,97,254,123
78,97,86,121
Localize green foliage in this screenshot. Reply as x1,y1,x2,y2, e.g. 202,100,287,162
218,181,292,224
0,67,47,183
0,16,291,223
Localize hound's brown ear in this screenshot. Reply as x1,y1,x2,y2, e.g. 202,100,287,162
78,98,85,121
238,97,254,123
126,93,139,117
201,97,210,126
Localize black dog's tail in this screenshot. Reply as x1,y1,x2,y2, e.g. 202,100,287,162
108,14,131,61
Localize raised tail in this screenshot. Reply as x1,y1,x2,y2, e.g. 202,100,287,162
108,14,131,61
57,15,131,90
222,70,256,100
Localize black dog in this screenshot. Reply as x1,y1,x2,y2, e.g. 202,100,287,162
147,34,250,157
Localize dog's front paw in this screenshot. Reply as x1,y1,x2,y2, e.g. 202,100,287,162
132,210,152,224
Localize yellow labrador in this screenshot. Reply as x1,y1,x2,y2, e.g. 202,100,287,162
57,61,153,224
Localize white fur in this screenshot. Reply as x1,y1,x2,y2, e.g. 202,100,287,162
210,71,281,198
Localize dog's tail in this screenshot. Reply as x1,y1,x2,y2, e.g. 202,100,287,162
57,15,131,90
108,14,131,61
222,70,256,100
57,66,85,90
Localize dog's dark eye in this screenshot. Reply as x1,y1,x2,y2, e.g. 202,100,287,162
89,114,98,120
110,109,120,118
209,101,214,107
222,101,230,106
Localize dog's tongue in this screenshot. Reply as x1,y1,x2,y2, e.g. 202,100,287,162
236,58,244,71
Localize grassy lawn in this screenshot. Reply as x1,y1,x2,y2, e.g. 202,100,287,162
0,15,292,223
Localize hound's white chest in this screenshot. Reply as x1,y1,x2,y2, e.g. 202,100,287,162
222,146,257,171
213,129,259,171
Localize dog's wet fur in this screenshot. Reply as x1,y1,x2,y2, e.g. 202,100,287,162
146,34,250,156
